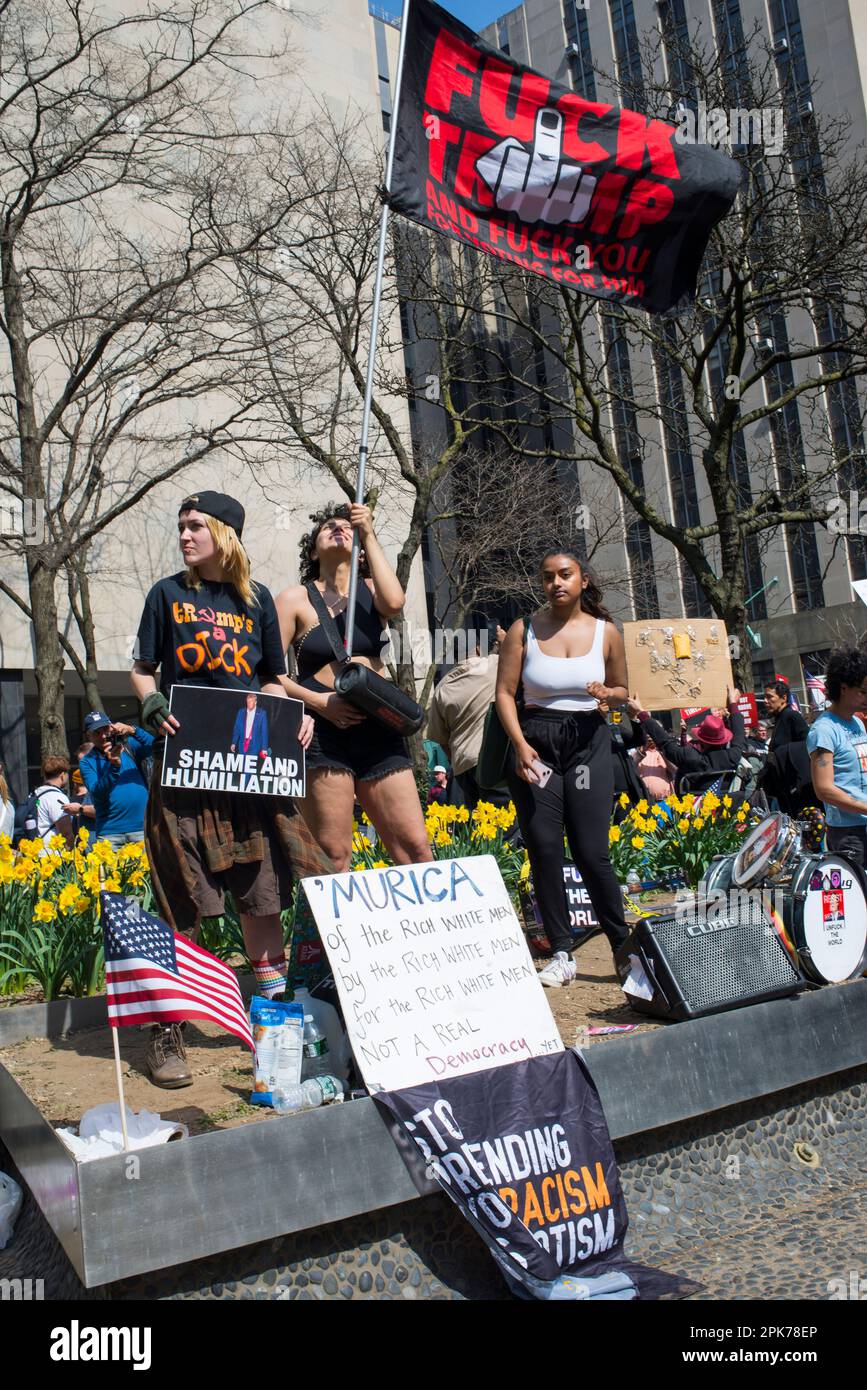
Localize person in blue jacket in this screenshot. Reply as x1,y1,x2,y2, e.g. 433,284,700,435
230,692,270,758
79,711,154,848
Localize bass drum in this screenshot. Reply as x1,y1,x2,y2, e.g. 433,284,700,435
783,854,867,984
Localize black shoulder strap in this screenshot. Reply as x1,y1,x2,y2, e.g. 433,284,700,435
306,583,350,667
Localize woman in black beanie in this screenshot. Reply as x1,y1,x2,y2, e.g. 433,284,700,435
132,491,331,1088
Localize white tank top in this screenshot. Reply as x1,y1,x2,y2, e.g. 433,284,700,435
522,618,606,712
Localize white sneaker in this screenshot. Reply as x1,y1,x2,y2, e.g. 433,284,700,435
538,952,577,988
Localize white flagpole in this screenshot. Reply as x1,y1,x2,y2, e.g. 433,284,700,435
345,0,414,654
99,867,130,1151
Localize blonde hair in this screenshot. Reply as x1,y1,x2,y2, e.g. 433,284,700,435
183,513,257,608
0,769,9,805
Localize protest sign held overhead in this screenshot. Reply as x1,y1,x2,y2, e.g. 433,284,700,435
389,0,740,313
161,685,305,798
303,854,563,1092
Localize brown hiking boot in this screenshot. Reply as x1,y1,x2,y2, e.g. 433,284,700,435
146,1022,192,1088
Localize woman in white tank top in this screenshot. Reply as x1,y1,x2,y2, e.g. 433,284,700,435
495,549,631,987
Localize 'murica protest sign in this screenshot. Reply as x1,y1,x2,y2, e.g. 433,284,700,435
303,854,563,1092
161,685,305,797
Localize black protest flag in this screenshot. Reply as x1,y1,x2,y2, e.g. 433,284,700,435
389,0,740,314
377,1049,699,1299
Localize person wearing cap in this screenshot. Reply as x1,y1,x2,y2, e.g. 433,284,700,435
131,490,329,1089
625,687,747,794
78,712,153,849
425,625,506,812
427,765,449,806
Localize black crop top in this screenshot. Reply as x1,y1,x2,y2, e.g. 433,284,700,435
294,581,386,683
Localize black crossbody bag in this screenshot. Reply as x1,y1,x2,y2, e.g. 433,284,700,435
306,583,425,736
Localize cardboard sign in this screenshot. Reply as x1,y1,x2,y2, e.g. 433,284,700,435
624,619,733,712
303,855,563,1092
161,685,305,797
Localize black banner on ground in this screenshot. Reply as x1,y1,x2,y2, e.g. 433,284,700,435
378,1048,699,1299
390,0,740,313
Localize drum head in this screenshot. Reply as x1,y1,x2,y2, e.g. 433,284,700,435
792,856,867,983
733,814,785,887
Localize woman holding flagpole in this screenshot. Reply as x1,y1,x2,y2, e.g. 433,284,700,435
131,490,330,1088
275,502,432,872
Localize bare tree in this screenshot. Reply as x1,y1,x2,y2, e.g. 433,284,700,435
0,0,326,752
406,25,867,688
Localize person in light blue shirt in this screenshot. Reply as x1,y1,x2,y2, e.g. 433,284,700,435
807,646,867,867
79,712,154,848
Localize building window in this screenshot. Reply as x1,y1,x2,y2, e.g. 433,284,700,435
608,0,645,108
602,314,659,618
711,0,750,106
563,1,596,101
496,16,510,55
657,0,697,108
653,325,711,617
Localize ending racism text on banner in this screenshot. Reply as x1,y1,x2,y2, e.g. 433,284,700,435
390,0,740,314
377,1050,699,1299
302,854,563,1092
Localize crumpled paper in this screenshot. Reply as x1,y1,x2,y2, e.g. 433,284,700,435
0,1171,23,1249
56,1103,188,1162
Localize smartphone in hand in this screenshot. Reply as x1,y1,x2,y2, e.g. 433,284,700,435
530,758,553,788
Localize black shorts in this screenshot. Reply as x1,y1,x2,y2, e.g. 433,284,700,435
307,711,412,782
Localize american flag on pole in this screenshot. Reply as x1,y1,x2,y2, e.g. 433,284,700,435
805,672,826,709
100,892,254,1050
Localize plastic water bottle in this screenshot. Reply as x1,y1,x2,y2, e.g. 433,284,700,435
301,1014,331,1079
272,1075,345,1114
626,869,642,895
292,985,352,1082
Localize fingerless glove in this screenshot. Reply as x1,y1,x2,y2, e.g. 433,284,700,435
141,690,171,736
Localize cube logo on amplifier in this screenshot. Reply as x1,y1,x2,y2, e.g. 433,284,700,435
615,902,804,1022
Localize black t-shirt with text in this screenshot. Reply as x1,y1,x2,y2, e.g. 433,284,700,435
135,574,287,696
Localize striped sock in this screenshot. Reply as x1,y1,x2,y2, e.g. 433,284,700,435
252,955,288,1000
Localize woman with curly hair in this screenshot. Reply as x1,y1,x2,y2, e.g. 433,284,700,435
275,501,431,872
807,645,867,866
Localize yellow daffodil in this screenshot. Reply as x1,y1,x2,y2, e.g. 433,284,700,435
631,835,645,849
12,860,35,884
77,826,90,844
677,818,690,833
0,844,13,867
19,837,43,859
694,817,705,831
47,832,66,852
82,867,102,893
92,840,117,866
519,853,531,884
38,853,62,878
102,876,121,893
73,893,91,912
33,899,57,923
609,826,621,843
651,804,666,819
370,859,389,869
435,830,453,847
635,799,649,815
618,792,630,808
58,882,82,914
117,841,143,863
128,870,147,888
0,863,13,885
736,808,747,822
722,795,733,809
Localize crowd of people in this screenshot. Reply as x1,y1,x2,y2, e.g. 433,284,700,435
4,486,864,1084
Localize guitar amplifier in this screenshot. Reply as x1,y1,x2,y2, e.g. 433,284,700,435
614,899,804,1021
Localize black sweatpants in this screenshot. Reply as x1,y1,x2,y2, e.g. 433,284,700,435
506,708,629,956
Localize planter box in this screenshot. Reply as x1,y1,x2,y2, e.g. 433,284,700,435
1,980,865,1287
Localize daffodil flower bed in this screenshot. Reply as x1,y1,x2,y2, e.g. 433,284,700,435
0,829,151,1000
351,801,530,900
609,792,760,890
0,791,759,1001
